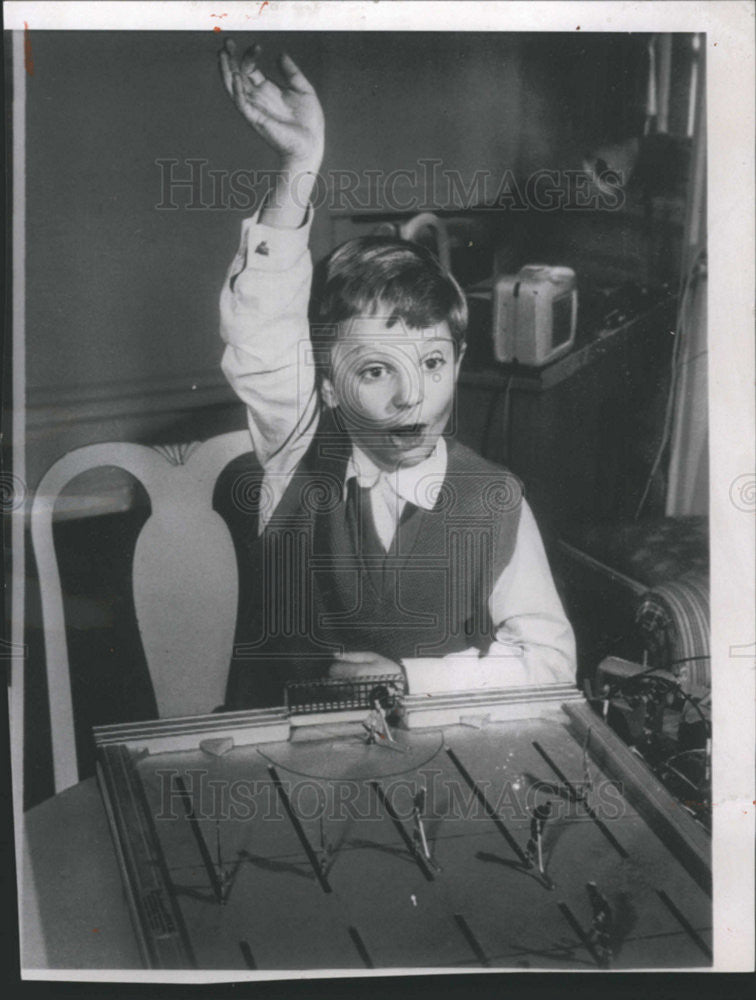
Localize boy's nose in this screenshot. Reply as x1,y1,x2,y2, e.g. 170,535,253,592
391,368,423,410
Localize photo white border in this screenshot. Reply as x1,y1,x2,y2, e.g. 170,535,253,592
6,0,755,980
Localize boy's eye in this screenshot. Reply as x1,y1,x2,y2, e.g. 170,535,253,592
359,364,390,381
422,355,446,372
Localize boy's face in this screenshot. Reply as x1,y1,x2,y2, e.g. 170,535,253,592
321,315,464,471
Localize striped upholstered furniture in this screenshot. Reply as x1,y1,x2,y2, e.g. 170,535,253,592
555,516,709,692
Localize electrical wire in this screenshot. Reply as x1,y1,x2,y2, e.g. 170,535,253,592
634,247,706,519
664,749,705,763
482,371,515,464
667,655,711,668
596,669,711,734
658,762,702,794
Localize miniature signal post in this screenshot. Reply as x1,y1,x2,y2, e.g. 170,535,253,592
362,685,405,752
526,801,552,872
586,881,614,969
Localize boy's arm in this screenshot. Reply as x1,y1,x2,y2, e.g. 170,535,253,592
485,500,576,681
220,211,318,475
218,41,325,487
401,500,577,693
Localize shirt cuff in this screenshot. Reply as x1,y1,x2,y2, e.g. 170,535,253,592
402,649,532,695
237,203,314,272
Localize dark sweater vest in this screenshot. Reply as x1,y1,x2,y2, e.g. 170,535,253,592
225,413,523,708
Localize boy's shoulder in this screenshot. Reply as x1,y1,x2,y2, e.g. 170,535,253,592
442,439,524,517
446,438,522,484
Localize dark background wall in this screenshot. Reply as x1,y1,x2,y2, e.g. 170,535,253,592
24,30,653,488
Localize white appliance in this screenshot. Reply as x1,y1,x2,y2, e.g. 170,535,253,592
492,264,578,366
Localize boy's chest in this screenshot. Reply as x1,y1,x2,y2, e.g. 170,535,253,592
242,456,520,657
281,482,503,617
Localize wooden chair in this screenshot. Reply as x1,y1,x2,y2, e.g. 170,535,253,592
30,431,252,793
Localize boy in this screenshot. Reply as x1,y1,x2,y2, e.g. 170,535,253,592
218,40,575,709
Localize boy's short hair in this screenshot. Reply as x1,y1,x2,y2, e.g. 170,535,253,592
311,236,468,350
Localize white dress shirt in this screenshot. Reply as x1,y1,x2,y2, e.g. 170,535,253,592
345,440,447,551
220,209,576,693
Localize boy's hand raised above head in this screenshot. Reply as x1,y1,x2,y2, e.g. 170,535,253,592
219,39,324,173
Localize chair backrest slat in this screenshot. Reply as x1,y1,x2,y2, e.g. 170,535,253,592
31,431,252,793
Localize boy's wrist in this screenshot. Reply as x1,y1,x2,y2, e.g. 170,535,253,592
257,156,321,229
280,154,322,177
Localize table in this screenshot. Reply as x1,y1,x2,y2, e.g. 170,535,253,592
23,685,712,973
22,777,143,969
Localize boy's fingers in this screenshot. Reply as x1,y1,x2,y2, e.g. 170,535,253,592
239,42,259,68
240,44,266,86
220,38,240,76
329,664,360,681
278,52,314,93
247,67,266,87
332,651,378,664
232,72,247,107
218,50,235,99
232,74,267,129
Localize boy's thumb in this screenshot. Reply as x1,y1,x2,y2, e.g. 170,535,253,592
279,52,311,92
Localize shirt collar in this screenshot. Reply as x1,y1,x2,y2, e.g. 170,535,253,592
344,438,448,511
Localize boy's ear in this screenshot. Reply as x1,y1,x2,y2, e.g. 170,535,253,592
320,375,338,409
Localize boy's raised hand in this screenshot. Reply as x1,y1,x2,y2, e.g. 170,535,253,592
219,39,324,171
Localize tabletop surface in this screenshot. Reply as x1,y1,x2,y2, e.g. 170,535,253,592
23,777,143,970
23,711,712,973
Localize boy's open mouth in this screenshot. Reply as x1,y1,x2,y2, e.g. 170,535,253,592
388,423,424,437
386,423,428,448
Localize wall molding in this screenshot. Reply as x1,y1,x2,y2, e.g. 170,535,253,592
25,371,246,520
26,370,238,431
